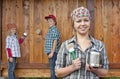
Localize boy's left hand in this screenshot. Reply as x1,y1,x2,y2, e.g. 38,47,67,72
21,32,28,39
48,52,54,58
23,32,28,37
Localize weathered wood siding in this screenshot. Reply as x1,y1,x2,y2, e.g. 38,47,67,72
95,0,120,67
94,0,120,76
1,0,120,77
0,0,2,77
1,0,87,77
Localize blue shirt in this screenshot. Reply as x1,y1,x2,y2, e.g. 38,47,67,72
44,26,60,53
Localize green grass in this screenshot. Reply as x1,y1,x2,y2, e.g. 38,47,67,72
23,77,120,79
24,78,61,79
101,77,120,79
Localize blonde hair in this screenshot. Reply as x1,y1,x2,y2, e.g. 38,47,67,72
6,27,18,36
6,23,17,35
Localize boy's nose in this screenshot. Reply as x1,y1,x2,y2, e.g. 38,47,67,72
81,21,85,25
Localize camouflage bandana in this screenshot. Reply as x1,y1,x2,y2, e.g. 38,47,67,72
71,7,90,20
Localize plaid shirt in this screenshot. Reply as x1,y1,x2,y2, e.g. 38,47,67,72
55,36,109,79
6,35,21,58
44,26,60,53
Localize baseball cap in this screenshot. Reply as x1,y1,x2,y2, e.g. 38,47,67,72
7,23,17,30
45,14,56,21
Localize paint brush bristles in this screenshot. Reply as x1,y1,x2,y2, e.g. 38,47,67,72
67,43,76,60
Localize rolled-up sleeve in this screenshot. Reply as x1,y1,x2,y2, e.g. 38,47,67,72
55,42,67,69
100,44,109,70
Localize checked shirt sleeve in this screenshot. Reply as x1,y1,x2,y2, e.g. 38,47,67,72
19,37,24,44
6,48,12,57
52,28,60,40
6,37,13,57
55,42,67,69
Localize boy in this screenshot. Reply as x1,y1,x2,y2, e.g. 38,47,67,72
6,23,28,79
44,15,60,79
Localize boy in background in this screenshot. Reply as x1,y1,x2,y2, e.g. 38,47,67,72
44,15,60,79
6,23,28,79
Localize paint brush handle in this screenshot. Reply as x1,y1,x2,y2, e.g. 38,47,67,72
70,51,76,60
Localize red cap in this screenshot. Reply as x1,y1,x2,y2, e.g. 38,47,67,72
45,14,56,21
7,23,17,30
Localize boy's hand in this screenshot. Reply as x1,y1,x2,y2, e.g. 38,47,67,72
23,32,28,37
71,58,81,71
36,28,42,35
48,52,54,58
9,57,13,62
21,32,28,39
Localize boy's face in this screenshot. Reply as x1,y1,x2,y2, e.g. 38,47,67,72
10,28,17,35
73,17,90,35
47,18,56,27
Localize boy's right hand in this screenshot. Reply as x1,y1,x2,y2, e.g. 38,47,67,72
48,52,54,58
9,57,13,62
23,32,28,37
71,58,81,71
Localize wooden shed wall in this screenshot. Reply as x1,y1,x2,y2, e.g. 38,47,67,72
1,0,120,77
0,0,2,77
94,0,120,76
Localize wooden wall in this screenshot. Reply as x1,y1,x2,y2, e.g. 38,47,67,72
94,0,120,67
1,0,120,77
0,0,2,77
94,0,120,76
1,0,88,77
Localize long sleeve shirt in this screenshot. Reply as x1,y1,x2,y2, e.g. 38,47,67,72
6,35,23,58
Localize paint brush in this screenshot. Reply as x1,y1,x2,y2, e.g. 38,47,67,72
67,43,76,60
36,28,41,35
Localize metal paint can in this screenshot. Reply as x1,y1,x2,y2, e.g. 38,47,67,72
89,51,100,68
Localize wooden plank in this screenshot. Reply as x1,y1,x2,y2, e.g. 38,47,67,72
78,0,86,7
109,63,120,69
29,0,34,63
2,68,50,77
1,62,120,69
16,0,29,63
86,0,94,36
67,0,78,38
33,0,43,63
2,68,120,77
40,0,52,64
22,0,30,63
94,0,104,41
2,0,12,63
106,69,120,77
1,63,49,69
111,0,120,63
102,0,113,63
0,0,2,77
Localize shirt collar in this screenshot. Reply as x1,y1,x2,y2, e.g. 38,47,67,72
67,35,96,45
49,25,56,29
10,34,17,38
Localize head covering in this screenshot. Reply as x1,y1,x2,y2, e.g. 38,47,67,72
7,23,17,30
71,6,90,20
45,14,56,22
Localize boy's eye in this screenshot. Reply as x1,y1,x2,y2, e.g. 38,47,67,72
76,20,81,23
84,19,89,22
